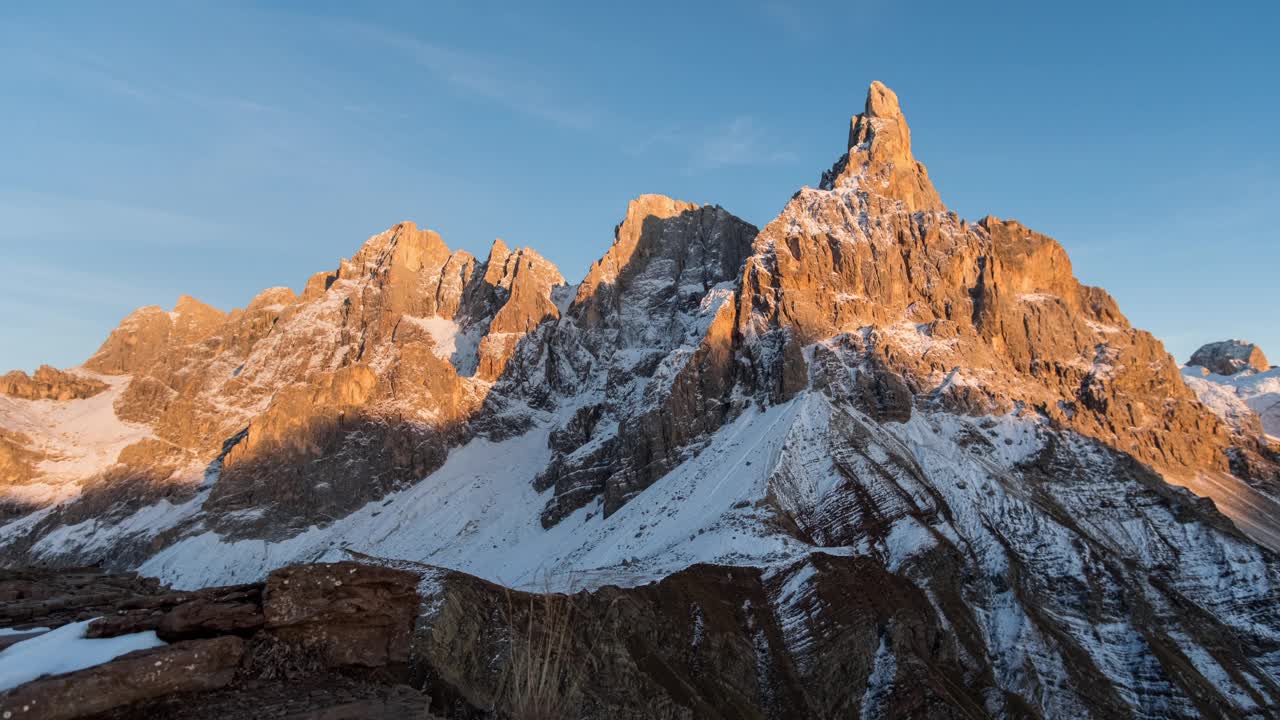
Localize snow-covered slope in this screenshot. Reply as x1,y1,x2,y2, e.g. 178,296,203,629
0,374,161,507
1183,364,1280,441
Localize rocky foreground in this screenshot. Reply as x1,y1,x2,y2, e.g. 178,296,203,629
1,556,1011,720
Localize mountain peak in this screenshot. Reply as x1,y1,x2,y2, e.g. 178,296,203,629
487,237,511,261
863,80,902,120
822,81,943,213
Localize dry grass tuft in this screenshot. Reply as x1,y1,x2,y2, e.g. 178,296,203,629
499,586,584,720
238,633,327,681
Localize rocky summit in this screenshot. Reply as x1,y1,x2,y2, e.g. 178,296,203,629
3,82,1280,719
1189,340,1273,377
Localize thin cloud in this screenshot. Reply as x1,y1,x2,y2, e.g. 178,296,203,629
1,257,176,310
15,40,286,119
0,191,228,249
688,117,798,173
625,117,797,174
347,24,600,131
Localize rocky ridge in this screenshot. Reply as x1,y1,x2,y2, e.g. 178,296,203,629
2,82,1280,718
1,367,107,402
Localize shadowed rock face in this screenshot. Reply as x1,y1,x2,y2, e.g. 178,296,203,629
413,541,1280,720
8,555,1280,718
529,195,760,524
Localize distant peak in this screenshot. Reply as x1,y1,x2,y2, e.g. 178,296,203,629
1189,340,1270,375
174,294,224,318
621,194,700,228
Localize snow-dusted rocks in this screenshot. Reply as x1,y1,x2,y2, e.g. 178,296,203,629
821,80,943,213
1189,340,1271,376
1183,353,1280,441
528,194,758,525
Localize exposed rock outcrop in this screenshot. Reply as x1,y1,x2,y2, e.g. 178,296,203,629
742,86,1241,488
1189,339,1271,376
263,562,418,667
84,295,225,376
821,80,943,213
530,195,758,524
0,366,107,401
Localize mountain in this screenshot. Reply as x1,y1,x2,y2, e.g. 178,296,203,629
1183,340,1280,442
4,82,1280,718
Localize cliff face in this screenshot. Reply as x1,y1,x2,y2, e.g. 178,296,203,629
4,82,1280,718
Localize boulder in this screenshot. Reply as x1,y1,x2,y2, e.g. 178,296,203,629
85,611,165,638
156,594,264,642
263,562,418,667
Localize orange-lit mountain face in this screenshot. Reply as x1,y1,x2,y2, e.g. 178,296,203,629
4,83,1280,716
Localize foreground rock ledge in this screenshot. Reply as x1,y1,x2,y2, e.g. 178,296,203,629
0,562,424,720
0,636,245,720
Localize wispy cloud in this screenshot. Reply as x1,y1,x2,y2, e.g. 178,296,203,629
0,256,175,310
628,117,797,174
0,191,228,248
689,116,798,172
16,40,286,119
347,24,600,131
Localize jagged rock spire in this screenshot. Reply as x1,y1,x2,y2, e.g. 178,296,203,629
822,81,944,213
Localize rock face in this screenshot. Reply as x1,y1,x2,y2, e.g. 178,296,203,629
263,562,419,667
0,636,246,720
5,555,1280,719
84,295,226,376
529,194,758,524
1189,339,1271,376
3,82,1280,719
745,91,1231,479
822,80,943,213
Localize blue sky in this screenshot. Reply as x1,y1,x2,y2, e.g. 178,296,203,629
1,1,1276,372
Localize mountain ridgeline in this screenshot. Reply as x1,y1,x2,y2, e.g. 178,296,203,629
3,83,1280,718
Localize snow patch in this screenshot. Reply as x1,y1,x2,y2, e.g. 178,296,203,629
0,619,166,692
0,374,156,506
